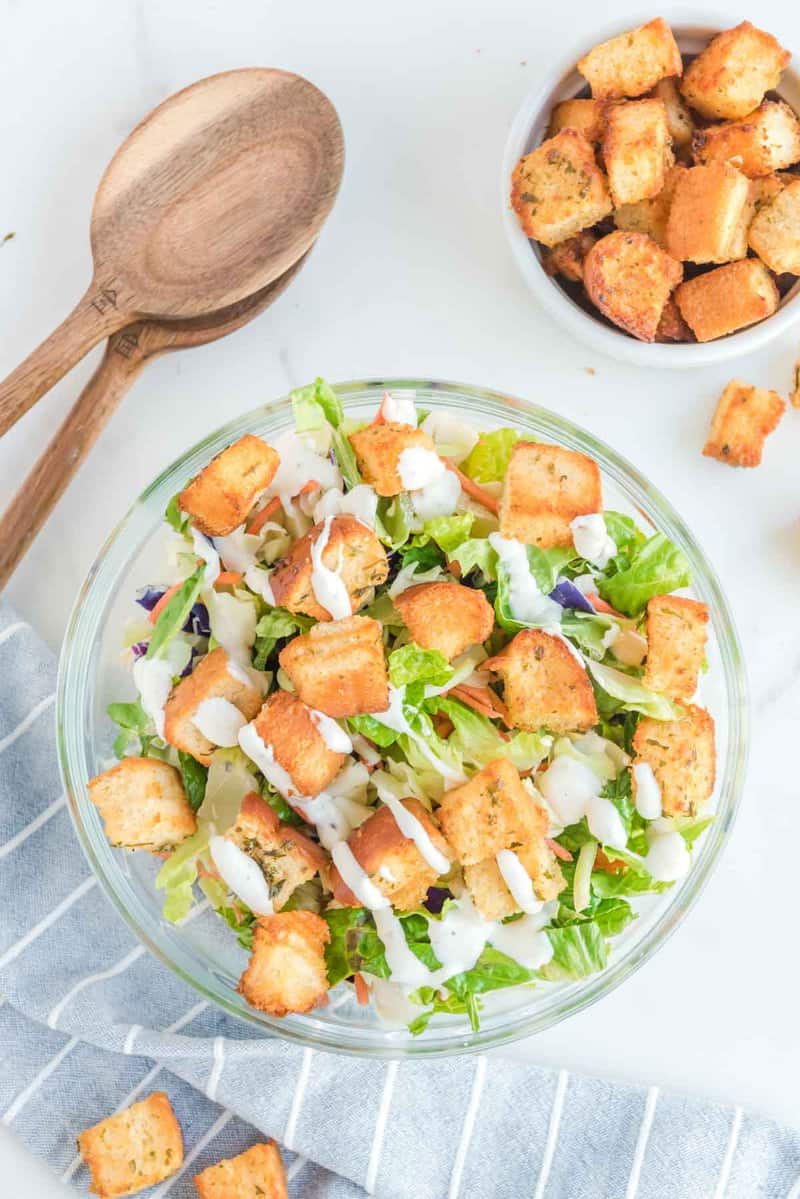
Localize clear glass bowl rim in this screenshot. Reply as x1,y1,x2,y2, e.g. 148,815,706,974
57,378,749,1058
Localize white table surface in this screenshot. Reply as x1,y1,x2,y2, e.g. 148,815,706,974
2,0,799,1191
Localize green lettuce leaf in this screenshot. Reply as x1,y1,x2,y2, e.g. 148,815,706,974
448,538,498,581
376,494,415,549
290,377,344,430
155,827,210,923
388,643,453,688
164,493,190,535
107,700,150,758
460,428,532,483
178,752,208,812
252,608,312,670
599,532,691,616
422,512,474,553
323,908,440,988
542,922,608,979
332,427,362,489
146,566,205,660
587,660,685,721
200,876,257,949
409,946,535,1034
426,696,549,772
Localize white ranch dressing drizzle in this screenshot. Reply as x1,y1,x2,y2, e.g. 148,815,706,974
377,791,450,876
489,910,554,970
633,762,662,819
643,826,690,882
132,638,192,738
488,533,562,629
238,721,298,798
369,686,465,784
379,390,418,427
191,527,221,585
192,697,247,747
585,795,628,851
538,755,602,827
310,709,353,755
332,841,389,909
496,850,543,915
570,514,617,568
310,515,351,620
397,447,445,490
297,793,366,850
410,470,461,521
209,835,274,916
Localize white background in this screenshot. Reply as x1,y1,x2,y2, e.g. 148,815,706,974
2,0,799,1191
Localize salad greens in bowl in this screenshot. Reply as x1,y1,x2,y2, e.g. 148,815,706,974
58,380,747,1056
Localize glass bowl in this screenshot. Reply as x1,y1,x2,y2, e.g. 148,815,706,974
58,380,748,1057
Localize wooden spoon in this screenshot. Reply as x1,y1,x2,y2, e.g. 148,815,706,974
0,68,343,436
0,250,310,589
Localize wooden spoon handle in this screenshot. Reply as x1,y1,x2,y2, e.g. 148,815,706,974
0,342,145,589
0,288,131,437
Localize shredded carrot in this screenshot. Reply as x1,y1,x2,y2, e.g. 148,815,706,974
588,592,624,618
246,495,282,535
447,560,462,578
372,391,393,424
595,849,625,874
148,582,182,625
443,459,499,514
546,838,574,863
447,684,497,720
354,973,370,1005
215,571,243,588
295,479,319,496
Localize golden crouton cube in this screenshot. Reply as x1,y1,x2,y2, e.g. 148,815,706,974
542,232,597,283
393,581,494,661
583,230,683,342
329,799,452,909
750,173,790,214
252,691,346,797
651,78,694,151
78,1092,183,1198
163,647,262,766
681,22,790,121
510,129,613,248
498,440,602,547
465,839,566,921
643,595,709,700
603,98,674,207
614,163,685,249
88,758,197,853
278,615,389,718
194,1141,287,1199
665,162,751,263
270,514,388,621
179,435,279,537
633,704,716,817
748,178,800,274
702,380,785,468
675,259,779,342
692,101,800,179
548,98,607,144
438,759,538,865
655,297,694,343
226,793,326,910
238,910,330,1017
485,629,599,735
348,422,434,497
577,18,682,100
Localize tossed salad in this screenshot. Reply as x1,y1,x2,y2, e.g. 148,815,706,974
88,381,715,1033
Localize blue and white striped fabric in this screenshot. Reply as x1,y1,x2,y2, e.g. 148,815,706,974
1,599,798,1198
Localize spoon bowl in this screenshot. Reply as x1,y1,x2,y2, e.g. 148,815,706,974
0,69,343,435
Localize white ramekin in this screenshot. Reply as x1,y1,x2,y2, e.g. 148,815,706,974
501,12,800,368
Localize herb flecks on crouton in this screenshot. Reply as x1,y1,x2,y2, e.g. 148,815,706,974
78,1092,183,1198
499,440,602,547
485,628,598,734
88,758,197,853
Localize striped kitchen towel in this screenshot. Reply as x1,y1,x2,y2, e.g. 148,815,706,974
0,599,798,1199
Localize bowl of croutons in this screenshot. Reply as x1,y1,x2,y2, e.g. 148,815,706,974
503,15,800,365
